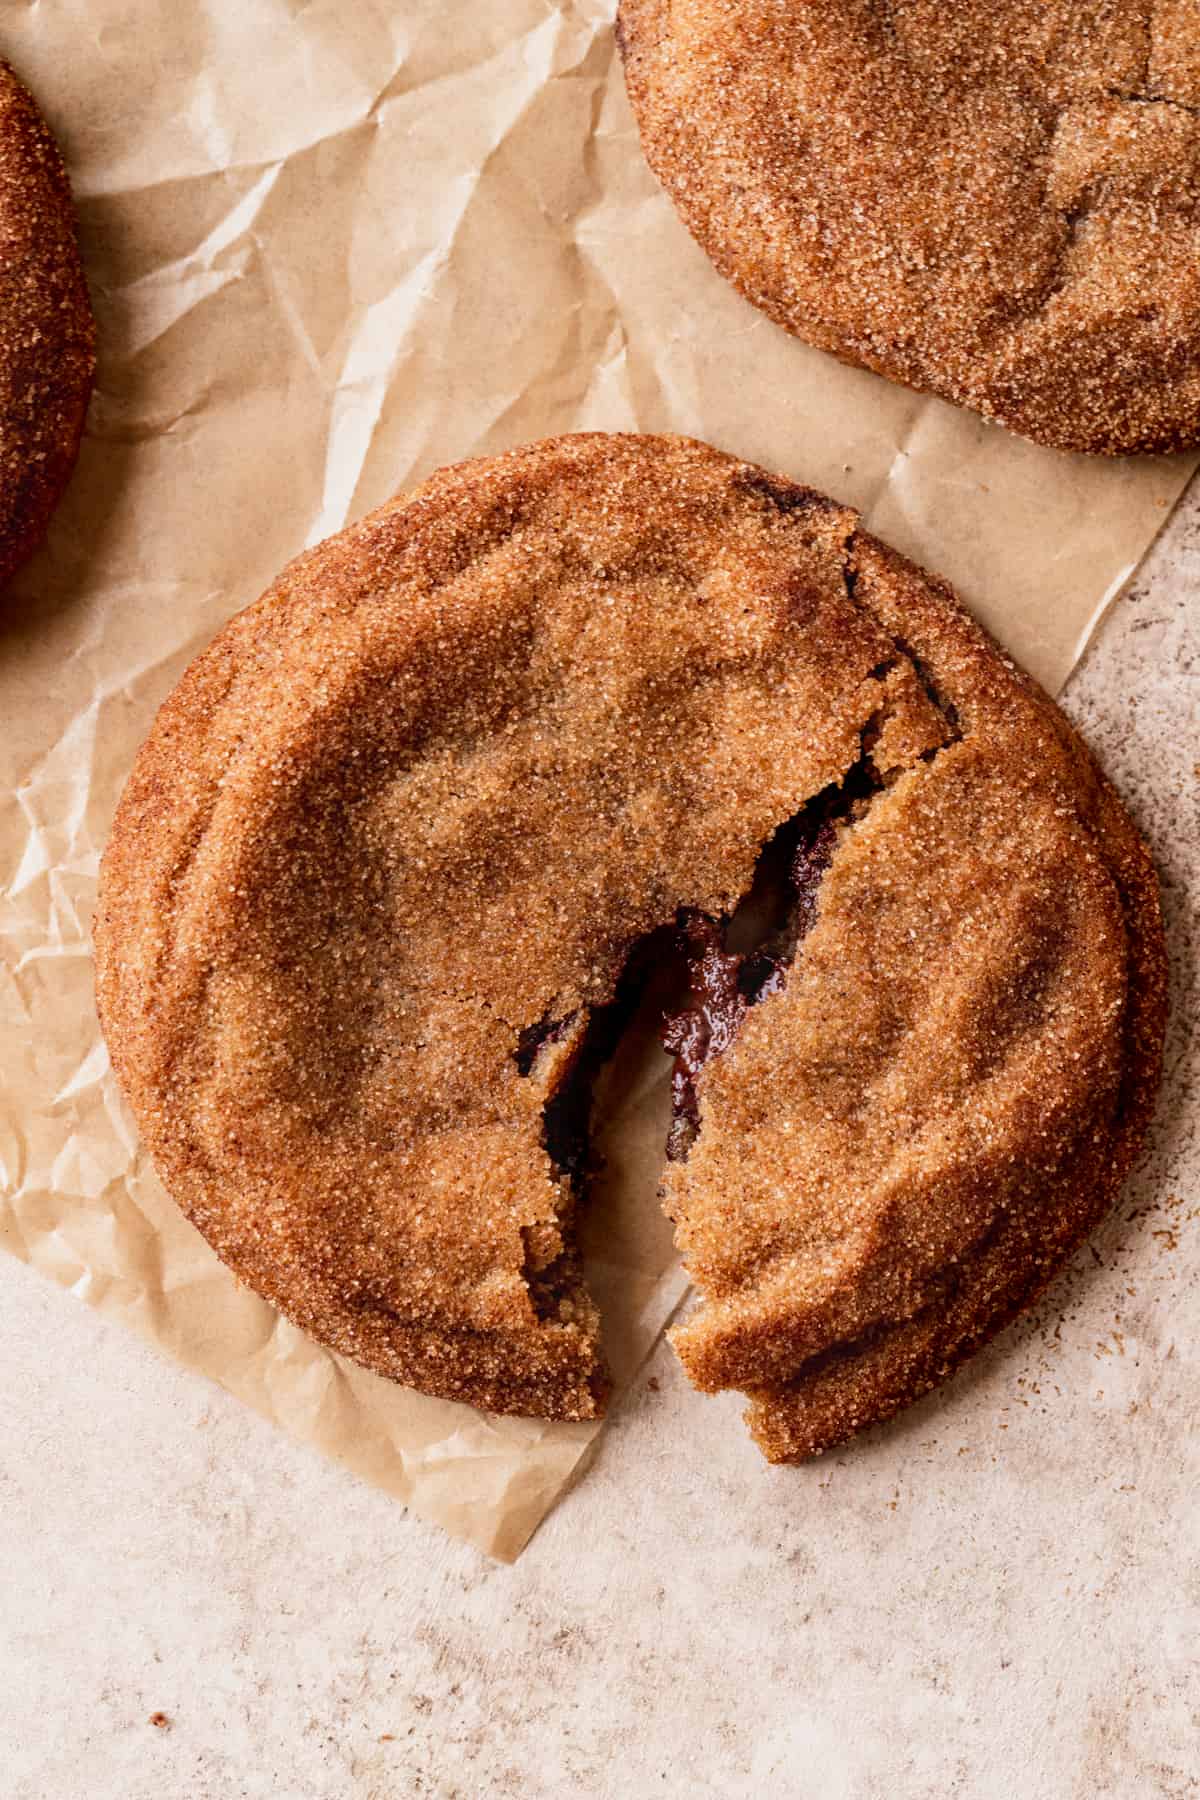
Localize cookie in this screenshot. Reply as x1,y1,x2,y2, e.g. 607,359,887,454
94,435,1165,1457
0,60,94,589
618,1,1200,454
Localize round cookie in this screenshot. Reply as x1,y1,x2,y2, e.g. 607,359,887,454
618,1,1200,455
94,435,1165,1456
0,60,94,588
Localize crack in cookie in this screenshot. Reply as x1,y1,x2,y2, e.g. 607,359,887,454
95,434,1166,1457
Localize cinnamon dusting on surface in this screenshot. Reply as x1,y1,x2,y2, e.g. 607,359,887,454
619,1,1200,454
94,434,1166,1459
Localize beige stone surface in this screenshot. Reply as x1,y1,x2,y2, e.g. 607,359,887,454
1,481,1197,1799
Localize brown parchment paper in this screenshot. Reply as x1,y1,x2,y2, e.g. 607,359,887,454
0,0,1194,1562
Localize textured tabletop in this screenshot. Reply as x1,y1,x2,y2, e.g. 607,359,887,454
2,490,1197,1800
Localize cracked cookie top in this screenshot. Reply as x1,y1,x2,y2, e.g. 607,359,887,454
94,435,1165,1451
0,62,94,589
618,1,1200,454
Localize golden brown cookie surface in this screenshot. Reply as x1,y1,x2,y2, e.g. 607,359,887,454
618,1,1200,454
95,435,1165,1451
0,60,93,588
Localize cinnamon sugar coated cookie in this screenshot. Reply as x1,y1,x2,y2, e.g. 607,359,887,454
0,61,93,586
94,435,1165,1459
618,1,1200,454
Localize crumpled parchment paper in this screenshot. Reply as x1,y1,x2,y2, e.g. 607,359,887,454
0,0,1193,1560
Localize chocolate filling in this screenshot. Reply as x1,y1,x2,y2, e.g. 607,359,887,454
659,763,884,1162
514,932,676,1318
514,1011,577,1079
513,633,966,1308
517,934,676,1178
510,543,970,1326
515,756,886,1211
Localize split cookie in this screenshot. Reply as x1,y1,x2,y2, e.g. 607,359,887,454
95,435,1165,1456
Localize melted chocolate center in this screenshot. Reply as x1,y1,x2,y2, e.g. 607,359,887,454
515,771,878,1184
658,785,855,1161
660,914,747,1162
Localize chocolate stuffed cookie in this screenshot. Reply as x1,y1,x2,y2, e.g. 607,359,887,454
95,434,1166,1461
0,60,93,588
619,0,1200,454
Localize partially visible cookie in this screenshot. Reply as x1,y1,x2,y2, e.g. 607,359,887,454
95,434,1165,1457
0,60,94,588
619,1,1200,454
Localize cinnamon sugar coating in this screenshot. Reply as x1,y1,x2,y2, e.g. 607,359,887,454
618,1,1200,454
94,435,1165,1455
0,62,94,588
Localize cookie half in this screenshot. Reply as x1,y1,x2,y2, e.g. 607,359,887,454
618,1,1200,454
94,435,1165,1453
0,60,94,588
